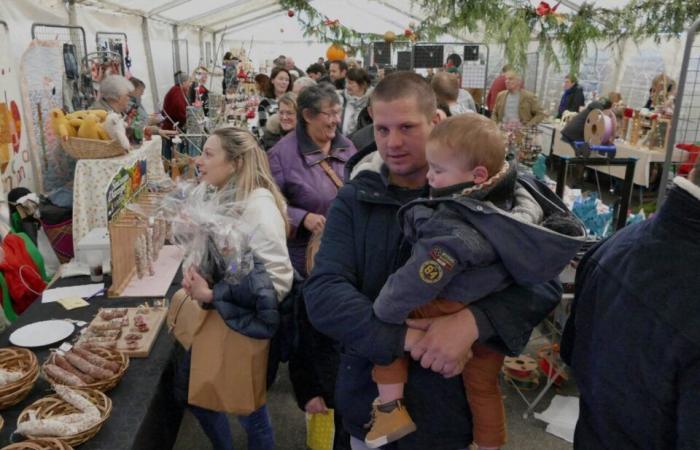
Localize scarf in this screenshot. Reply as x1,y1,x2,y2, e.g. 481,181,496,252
343,90,370,134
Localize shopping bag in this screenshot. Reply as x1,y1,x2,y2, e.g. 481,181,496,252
306,409,335,450
167,288,207,350
189,309,269,414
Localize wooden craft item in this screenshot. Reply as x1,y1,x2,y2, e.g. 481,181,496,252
82,306,167,358
108,192,167,297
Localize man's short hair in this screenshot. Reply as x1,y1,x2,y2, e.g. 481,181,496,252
431,72,459,103
566,73,578,84
330,60,348,73
428,114,506,176
371,71,437,120
502,64,513,73
306,63,326,76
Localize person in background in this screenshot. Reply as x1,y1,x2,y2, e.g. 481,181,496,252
561,157,700,450
289,233,352,450
91,74,133,115
645,73,676,110
492,71,545,128
560,97,613,153
254,74,271,97
340,68,372,136
267,84,357,276
486,64,511,114
292,77,317,95
177,127,293,450
329,60,348,90
161,71,192,160
273,55,287,68
261,92,297,150
306,63,326,82
318,57,325,65
188,66,210,115
126,78,177,144
285,56,305,79
222,51,239,93
431,72,475,116
557,74,585,119
258,68,293,129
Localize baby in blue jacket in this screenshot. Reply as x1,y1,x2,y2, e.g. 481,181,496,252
365,114,585,449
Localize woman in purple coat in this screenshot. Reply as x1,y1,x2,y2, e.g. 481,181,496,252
268,84,357,276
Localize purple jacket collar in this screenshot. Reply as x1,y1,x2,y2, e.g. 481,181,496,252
295,122,353,166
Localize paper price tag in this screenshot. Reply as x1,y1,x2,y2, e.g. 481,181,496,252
57,297,90,310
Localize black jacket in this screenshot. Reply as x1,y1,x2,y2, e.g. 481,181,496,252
561,178,700,449
557,83,585,119
304,151,563,448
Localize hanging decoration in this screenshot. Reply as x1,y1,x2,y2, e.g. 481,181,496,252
383,31,396,43
326,44,347,62
279,0,700,75
287,9,295,18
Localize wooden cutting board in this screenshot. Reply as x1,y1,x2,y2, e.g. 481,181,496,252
83,305,167,358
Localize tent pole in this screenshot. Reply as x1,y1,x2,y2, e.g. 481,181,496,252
173,25,181,73
141,16,160,110
67,0,78,26
199,28,204,67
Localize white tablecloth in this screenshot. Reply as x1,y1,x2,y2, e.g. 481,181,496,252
545,122,687,187
72,137,166,244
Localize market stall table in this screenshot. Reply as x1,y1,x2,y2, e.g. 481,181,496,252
0,275,184,450
544,122,688,187
72,137,167,245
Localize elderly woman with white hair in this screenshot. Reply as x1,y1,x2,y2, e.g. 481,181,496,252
91,75,133,114
91,75,177,144
292,77,317,95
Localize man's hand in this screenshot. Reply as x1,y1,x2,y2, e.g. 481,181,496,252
303,213,326,234
305,396,329,414
404,328,426,351
158,128,179,140
406,308,479,378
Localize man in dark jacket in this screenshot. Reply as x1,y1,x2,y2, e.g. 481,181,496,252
561,160,700,449
304,71,563,450
557,74,586,119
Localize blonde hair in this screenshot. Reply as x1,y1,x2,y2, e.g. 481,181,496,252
212,127,289,231
277,92,297,111
428,114,506,176
431,72,459,103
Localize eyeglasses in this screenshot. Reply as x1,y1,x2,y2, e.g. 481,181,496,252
279,111,296,118
318,110,342,120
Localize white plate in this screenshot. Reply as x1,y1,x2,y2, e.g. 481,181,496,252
9,320,76,348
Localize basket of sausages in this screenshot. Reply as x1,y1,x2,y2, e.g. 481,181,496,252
0,348,40,410
16,386,111,447
1,438,74,450
42,345,128,393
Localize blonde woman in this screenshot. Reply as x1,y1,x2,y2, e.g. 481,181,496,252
178,127,293,450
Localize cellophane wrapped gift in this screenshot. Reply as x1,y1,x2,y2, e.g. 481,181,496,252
158,180,256,285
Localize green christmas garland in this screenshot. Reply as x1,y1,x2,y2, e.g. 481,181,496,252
279,0,700,75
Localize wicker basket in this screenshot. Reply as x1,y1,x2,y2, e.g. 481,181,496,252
61,137,127,159
43,348,129,393
17,388,112,447
0,348,40,410
0,438,74,450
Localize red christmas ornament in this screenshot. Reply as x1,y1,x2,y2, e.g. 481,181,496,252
246,109,256,119
287,9,295,17
404,28,413,37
